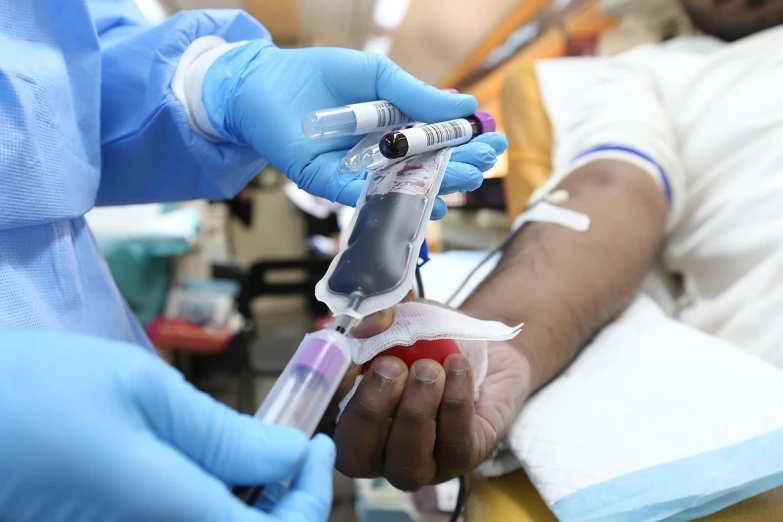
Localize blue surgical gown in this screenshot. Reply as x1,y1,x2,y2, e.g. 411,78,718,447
0,1,268,348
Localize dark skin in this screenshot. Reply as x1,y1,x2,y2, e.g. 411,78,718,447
319,160,668,490
682,0,783,42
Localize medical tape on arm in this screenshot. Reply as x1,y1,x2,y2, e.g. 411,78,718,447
451,146,663,308
444,193,589,307
510,195,590,235
530,145,672,209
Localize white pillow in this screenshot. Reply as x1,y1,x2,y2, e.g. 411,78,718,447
506,295,783,521
422,253,783,521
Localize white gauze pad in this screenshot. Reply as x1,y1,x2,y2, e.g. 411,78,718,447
337,301,522,422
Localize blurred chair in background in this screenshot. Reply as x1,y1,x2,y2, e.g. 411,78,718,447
85,203,200,325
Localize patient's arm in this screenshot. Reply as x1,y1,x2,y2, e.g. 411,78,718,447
332,49,676,490
461,158,667,392
330,158,668,490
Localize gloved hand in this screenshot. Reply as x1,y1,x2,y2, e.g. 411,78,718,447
201,41,508,219
0,331,335,522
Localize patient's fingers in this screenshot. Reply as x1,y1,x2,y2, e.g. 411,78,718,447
433,354,477,483
383,359,446,491
334,356,407,478
352,308,396,339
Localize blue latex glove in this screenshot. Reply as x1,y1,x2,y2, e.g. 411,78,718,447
202,41,509,219
0,331,335,522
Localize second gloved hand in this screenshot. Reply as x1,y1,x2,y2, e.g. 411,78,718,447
200,41,508,219
0,331,335,522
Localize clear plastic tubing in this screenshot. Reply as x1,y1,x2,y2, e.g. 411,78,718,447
359,144,405,172
379,112,496,160
303,88,459,141
232,328,352,508
339,131,386,174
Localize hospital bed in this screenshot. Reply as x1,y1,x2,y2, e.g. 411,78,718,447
451,59,783,522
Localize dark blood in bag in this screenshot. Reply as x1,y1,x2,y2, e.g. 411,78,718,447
328,192,426,298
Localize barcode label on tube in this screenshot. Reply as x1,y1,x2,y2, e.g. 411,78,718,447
404,118,473,155
375,102,407,128
422,120,467,146
350,101,414,135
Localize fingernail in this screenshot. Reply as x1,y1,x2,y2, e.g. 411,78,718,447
375,358,403,381
447,355,469,375
414,363,439,383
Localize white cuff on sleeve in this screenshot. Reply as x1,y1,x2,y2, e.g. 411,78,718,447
171,36,249,141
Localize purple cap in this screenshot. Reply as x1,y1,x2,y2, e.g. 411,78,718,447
294,335,348,382
442,88,459,94
472,112,496,134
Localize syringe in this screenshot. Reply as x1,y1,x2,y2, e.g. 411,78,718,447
232,294,363,508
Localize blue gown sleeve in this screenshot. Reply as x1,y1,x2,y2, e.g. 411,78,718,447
87,1,269,206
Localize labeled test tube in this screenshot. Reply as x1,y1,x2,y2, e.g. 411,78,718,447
302,89,459,141
378,112,496,160
303,101,413,141
232,328,352,507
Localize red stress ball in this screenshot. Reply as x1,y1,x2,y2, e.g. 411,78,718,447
361,338,461,375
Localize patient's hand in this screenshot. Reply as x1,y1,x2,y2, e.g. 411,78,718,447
322,298,531,491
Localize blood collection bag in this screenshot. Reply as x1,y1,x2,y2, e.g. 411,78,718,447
315,148,453,319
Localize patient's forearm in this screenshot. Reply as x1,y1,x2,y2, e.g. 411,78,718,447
460,160,667,392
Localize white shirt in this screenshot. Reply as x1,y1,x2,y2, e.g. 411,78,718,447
533,26,783,368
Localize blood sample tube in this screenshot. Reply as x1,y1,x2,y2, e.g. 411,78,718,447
378,112,495,160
